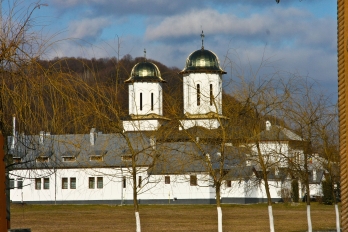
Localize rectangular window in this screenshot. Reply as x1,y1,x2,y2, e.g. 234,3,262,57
89,177,95,189
138,176,142,188
197,84,200,106
17,179,23,189
43,178,49,189
165,176,170,184
70,177,76,189
226,180,232,188
190,175,197,186
123,176,126,188
140,93,143,111
9,179,14,189
35,178,41,190
62,178,68,189
151,93,154,111
97,177,103,189
210,84,213,106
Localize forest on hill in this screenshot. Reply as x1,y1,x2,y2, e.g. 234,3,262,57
0,55,249,137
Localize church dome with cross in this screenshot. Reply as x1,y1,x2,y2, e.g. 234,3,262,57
180,31,226,74
125,61,165,83
125,49,165,83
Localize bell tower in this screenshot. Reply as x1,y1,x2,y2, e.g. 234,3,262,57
179,32,227,130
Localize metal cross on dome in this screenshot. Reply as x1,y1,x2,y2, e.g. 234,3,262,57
201,30,204,50
144,48,146,61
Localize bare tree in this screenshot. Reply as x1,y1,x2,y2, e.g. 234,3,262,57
283,79,334,232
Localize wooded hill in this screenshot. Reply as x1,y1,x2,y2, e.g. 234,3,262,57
21,55,257,137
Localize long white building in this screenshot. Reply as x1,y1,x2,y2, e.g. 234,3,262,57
8,36,324,204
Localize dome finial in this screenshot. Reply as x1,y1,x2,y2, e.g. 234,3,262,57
144,48,147,61
200,30,205,50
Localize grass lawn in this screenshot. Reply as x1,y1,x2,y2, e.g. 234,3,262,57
10,202,339,232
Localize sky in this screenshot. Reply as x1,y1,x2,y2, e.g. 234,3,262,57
4,0,338,99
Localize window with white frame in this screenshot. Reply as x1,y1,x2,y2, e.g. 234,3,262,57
43,178,49,189
190,175,197,186
97,177,103,189
35,178,41,190
70,177,76,189
89,177,95,189
9,179,14,189
62,178,68,189
17,179,23,189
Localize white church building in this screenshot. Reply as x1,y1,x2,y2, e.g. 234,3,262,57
8,35,324,205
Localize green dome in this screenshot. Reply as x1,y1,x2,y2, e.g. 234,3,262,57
180,49,226,74
125,62,165,83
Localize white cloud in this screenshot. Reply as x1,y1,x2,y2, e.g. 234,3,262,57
68,17,111,41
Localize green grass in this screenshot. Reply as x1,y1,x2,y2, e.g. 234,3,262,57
10,202,339,232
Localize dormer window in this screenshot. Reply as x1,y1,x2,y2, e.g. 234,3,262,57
36,156,49,162
62,151,79,162
90,155,103,161
122,156,132,161
13,157,21,163
89,150,106,162
62,156,76,162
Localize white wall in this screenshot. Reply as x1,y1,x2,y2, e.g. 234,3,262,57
183,73,222,115
129,82,163,116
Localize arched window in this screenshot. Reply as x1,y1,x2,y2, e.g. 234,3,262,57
197,84,200,106
210,84,213,106
151,93,154,111
140,93,143,111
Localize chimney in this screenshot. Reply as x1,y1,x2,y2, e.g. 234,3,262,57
196,137,199,143
39,131,44,144
90,128,96,146
150,136,156,150
205,154,211,162
265,121,271,131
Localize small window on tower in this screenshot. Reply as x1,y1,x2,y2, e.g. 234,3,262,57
151,93,154,111
197,84,200,106
165,176,170,184
210,84,213,106
140,93,143,111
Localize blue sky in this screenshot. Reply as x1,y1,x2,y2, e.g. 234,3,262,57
4,0,337,99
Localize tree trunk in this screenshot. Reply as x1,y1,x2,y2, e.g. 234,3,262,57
135,211,141,232
335,204,340,232
305,180,312,232
256,142,274,232
304,155,312,232
132,151,141,232
268,205,275,232
307,204,312,232
216,182,223,232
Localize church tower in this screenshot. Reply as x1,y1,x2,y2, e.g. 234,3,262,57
179,32,227,130
123,51,168,131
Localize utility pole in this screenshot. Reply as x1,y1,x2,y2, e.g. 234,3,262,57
338,0,348,230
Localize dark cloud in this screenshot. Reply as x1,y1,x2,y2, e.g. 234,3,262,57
51,0,327,17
